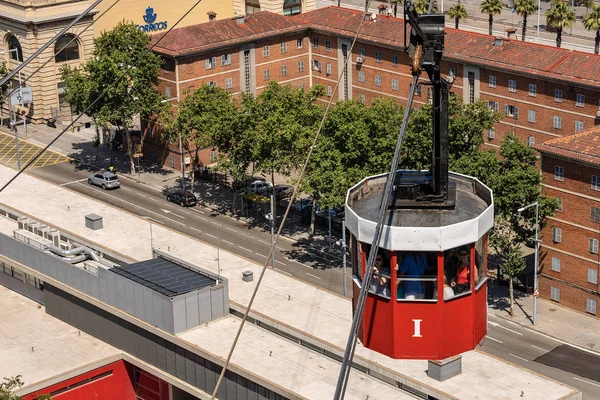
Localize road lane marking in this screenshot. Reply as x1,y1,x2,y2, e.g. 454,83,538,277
60,178,87,187
531,345,549,352
226,227,236,232
148,197,160,202
497,325,523,336
306,273,321,280
190,227,202,233
238,246,253,252
485,336,503,344
275,260,286,266
204,233,217,239
255,253,267,258
285,257,313,269
211,221,222,227
160,208,186,219
223,240,234,245
276,268,292,275
120,187,132,191
508,353,528,362
190,208,205,215
573,377,600,388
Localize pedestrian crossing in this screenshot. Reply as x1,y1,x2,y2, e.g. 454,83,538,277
0,130,69,170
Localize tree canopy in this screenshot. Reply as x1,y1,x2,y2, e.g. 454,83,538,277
583,4,600,54
546,0,576,48
514,0,538,41
480,0,504,35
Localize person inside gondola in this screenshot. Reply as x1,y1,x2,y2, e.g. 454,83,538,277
455,248,472,293
397,251,427,300
371,252,391,297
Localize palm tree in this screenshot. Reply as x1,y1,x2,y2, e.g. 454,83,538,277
579,0,594,14
546,0,576,48
414,0,438,14
514,0,537,41
389,0,405,17
583,4,600,54
448,2,468,29
480,0,503,35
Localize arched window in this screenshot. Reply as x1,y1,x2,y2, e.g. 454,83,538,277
7,35,23,62
283,0,301,15
55,34,79,63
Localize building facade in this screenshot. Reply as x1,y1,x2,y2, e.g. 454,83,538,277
144,7,600,170
535,126,600,318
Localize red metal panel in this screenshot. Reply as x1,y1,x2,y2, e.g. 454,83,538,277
473,282,488,348
393,302,441,359
363,294,394,356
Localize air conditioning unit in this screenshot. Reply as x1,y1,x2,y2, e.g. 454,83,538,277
596,108,600,118
356,56,364,64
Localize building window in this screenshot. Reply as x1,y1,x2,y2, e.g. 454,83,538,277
280,65,287,76
552,227,562,243
263,69,270,80
553,116,562,129
358,94,366,103
489,75,496,88
415,84,422,96
205,57,216,69
551,257,561,272
224,78,232,89
207,81,217,87
297,38,303,48
280,42,287,53
468,72,475,103
325,40,331,51
375,74,381,87
504,104,519,119
326,85,332,96
576,93,585,107
221,54,231,66
575,120,584,133
557,198,563,212
262,46,270,57
298,61,304,72
298,83,304,89
550,286,560,302
375,51,381,62
528,83,536,97
392,78,398,91
527,136,535,147
169,155,175,168
587,299,597,315
165,86,171,98
358,71,365,83
488,128,496,139
528,109,536,123
283,0,301,15
359,47,365,58
591,207,600,222
508,79,516,92
246,0,260,14
313,37,319,48
7,34,23,61
592,175,600,191
590,238,599,254
392,53,398,66
554,88,563,102
589,268,598,284
55,34,79,62
312,60,321,71
488,101,499,113
449,66,456,79
326,63,332,75
554,165,564,181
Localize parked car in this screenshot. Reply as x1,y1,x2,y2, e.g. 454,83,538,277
275,184,294,200
316,205,343,218
248,180,273,194
293,197,313,212
166,191,197,207
87,172,120,190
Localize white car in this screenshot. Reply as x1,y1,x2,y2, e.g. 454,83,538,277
248,180,272,194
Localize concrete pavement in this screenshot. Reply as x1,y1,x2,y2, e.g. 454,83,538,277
7,121,600,359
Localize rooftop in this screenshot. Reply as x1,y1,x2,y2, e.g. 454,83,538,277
534,125,600,167
152,7,600,89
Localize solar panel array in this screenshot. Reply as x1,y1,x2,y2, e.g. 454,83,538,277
110,257,215,297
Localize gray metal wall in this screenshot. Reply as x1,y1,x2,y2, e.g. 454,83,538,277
44,284,289,400
0,233,227,334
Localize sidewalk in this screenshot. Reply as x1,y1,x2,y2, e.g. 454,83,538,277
488,279,600,355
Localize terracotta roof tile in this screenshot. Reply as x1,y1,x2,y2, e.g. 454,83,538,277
152,7,600,89
534,126,600,167
150,12,307,57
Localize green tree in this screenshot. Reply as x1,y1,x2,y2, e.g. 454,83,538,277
63,22,163,173
0,376,23,400
413,0,438,14
514,0,538,41
163,85,236,191
578,0,594,13
583,4,600,54
546,0,576,48
448,2,468,29
0,62,9,128
480,0,504,35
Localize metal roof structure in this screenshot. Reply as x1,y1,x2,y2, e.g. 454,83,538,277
110,257,216,297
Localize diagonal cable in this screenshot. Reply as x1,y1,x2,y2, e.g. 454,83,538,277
210,1,377,398
0,0,204,193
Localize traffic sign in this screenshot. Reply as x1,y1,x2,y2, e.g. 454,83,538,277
533,288,539,297
10,86,33,105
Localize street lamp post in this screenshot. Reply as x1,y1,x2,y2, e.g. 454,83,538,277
518,201,539,326
336,220,348,297
266,195,275,269
537,0,541,40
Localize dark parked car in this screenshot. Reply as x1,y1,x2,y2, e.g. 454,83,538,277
166,191,197,207
275,184,294,200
